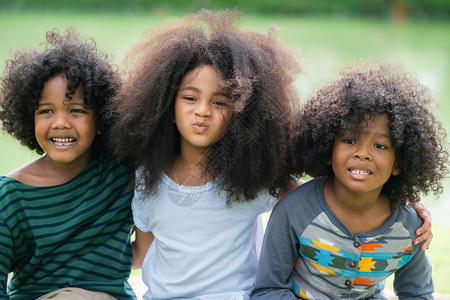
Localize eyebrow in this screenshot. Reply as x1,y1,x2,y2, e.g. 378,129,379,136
374,132,391,139
359,130,391,139
180,86,230,98
179,86,198,92
68,102,86,106
37,101,86,107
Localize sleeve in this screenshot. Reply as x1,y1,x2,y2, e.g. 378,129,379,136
250,198,299,300
131,189,152,232
393,233,434,299
255,189,277,214
0,219,13,299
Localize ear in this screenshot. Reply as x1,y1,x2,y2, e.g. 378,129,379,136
97,125,103,135
392,161,401,176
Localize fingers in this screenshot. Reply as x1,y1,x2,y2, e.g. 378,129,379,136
411,201,433,251
414,221,432,250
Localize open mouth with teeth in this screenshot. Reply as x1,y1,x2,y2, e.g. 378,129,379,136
350,169,371,175
51,137,76,147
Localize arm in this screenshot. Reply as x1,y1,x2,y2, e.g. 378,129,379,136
410,201,432,250
131,186,155,269
251,200,299,299
132,228,154,269
393,243,433,299
0,221,13,299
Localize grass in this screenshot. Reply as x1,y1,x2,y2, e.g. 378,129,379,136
424,224,450,294
0,10,449,294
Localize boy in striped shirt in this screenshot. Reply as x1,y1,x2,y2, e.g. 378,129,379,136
0,28,135,300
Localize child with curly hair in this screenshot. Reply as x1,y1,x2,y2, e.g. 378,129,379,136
0,28,135,299
251,62,448,299
108,9,301,300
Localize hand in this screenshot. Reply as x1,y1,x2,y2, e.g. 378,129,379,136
277,177,305,201
411,201,432,251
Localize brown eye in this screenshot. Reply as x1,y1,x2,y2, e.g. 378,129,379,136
37,109,52,114
213,101,228,107
374,144,387,150
343,139,355,144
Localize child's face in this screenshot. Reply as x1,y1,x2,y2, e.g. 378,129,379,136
174,64,231,153
34,75,97,169
330,114,400,196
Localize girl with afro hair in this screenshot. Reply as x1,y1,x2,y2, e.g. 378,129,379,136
252,62,448,299
108,9,301,300
0,28,135,299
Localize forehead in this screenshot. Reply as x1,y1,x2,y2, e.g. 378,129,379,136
181,65,223,86
39,75,85,105
342,114,391,136
42,75,69,92
364,114,390,128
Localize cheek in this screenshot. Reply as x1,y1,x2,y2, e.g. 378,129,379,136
173,114,185,132
89,122,99,140
33,120,49,151
330,144,341,164
173,103,186,126
34,118,46,138
219,109,232,125
81,117,98,142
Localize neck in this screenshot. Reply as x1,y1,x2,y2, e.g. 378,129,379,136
328,180,381,212
166,145,211,186
324,178,391,234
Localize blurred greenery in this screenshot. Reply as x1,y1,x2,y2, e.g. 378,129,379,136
0,0,449,19
0,7,449,295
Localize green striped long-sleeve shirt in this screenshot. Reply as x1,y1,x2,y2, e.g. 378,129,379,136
0,156,135,300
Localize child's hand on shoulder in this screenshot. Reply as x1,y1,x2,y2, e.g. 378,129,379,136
277,177,305,201
411,202,432,250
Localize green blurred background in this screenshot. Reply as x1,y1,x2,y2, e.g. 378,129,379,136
1,0,449,296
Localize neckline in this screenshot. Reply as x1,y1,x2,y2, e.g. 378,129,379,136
316,177,399,237
2,157,97,189
162,172,215,194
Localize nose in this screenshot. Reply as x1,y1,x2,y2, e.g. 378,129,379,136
195,100,211,117
353,145,371,161
52,112,71,129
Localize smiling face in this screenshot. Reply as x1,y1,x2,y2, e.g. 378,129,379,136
174,64,232,155
34,75,97,170
330,114,400,197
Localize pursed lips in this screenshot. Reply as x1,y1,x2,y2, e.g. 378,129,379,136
192,122,208,131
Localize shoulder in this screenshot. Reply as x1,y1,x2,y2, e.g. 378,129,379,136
132,174,166,206
0,173,31,206
277,178,325,207
390,204,423,243
396,204,422,227
272,177,326,219
93,155,128,171
5,159,42,185
0,175,19,191
91,156,131,181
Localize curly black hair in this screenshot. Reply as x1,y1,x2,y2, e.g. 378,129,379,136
0,27,121,158
108,9,301,202
294,61,448,207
